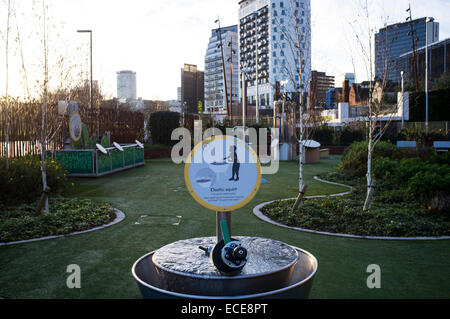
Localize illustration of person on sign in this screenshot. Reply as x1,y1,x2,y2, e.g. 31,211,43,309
225,145,240,182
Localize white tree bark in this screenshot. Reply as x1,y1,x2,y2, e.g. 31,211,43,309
41,0,49,214
4,0,11,169
364,123,374,211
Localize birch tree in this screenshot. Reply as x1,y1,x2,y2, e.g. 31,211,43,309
273,0,314,207
3,0,11,169
348,0,399,210
40,0,49,214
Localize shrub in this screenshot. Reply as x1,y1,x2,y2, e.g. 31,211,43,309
373,156,450,201
149,111,180,145
407,165,450,198
312,126,335,146
397,126,449,147
338,126,365,146
0,198,115,243
339,141,399,176
0,156,69,205
373,157,397,179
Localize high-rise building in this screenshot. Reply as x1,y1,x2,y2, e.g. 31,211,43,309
239,0,311,113
310,71,335,108
204,25,239,116
181,64,204,115
336,73,356,88
177,87,182,103
375,17,439,84
117,70,137,103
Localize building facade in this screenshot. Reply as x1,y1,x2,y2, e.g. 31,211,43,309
204,25,239,116
375,17,439,84
310,71,335,108
238,0,311,114
117,70,137,103
398,37,450,83
181,64,205,115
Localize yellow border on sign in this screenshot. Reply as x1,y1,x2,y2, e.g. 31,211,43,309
184,135,262,212
69,112,82,142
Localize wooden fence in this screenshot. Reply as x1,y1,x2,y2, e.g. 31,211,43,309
1,100,144,158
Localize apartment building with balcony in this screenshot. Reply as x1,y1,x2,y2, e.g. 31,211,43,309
238,0,311,113
204,25,239,116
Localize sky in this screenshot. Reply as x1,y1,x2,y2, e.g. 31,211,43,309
1,0,449,101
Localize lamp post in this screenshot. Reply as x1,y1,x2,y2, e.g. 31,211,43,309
425,17,434,134
77,30,93,109
401,70,405,129
215,18,231,119
254,11,260,124
241,64,251,129
77,30,97,137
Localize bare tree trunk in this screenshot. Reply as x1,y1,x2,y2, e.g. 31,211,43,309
295,10,305,197
40,0,49,214
363,125,374,211
5,0,11,169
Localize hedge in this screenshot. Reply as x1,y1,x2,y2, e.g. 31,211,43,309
149,111,180,145
409,88,450,121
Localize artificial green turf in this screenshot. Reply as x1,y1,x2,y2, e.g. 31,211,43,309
0,156,449,299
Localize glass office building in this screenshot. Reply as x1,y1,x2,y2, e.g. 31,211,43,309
375,17,439,84
398,37,450,83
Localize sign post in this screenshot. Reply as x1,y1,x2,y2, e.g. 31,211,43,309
185,135,262,274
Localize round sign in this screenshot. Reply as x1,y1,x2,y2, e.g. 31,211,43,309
69,112,82,142
185,135,262,212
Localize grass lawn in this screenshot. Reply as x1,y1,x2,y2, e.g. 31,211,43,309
0,156,449,299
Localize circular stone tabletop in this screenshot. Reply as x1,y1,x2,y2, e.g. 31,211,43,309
152,237,299,277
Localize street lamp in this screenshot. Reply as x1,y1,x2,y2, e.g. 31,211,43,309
254,11,260,124
425,17,434,134
77,30,93,109
77,29,97,138
240,63,251,128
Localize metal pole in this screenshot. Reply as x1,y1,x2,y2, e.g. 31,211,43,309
216,18,230,118
230,37,233,120
242,72,246,128
216,211,231,243
254,11,260,124
425,24,428,130
90,31,93,111
401,71,405,129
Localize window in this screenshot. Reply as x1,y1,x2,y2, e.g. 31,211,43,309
281,10,286,16
280,2,284,8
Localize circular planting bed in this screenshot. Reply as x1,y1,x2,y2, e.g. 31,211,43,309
0,198,121,245
256,173,450,239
